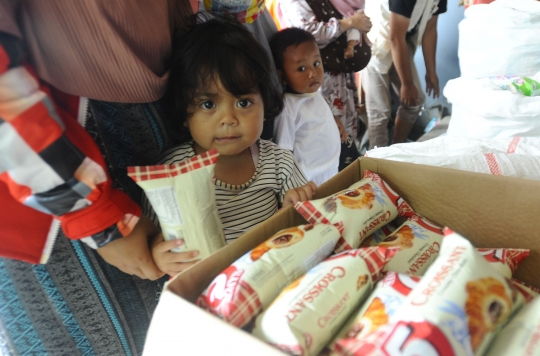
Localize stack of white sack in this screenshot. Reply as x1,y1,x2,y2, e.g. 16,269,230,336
458,0,540,79
366,136,540,181
445,0,540,139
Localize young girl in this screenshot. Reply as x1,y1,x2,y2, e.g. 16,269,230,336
270,28,342,186
149,18,316,276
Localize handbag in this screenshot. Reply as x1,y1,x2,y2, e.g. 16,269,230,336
305,0,371,73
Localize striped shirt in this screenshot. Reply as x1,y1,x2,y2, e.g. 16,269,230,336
144,139,308,242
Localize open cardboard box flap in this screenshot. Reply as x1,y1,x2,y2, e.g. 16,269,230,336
143,158,540,355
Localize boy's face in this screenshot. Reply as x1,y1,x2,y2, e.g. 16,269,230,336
280,41,324,94
187,78,264,157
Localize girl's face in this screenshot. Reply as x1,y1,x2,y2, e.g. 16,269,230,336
280,40,324,94
187,78,264,157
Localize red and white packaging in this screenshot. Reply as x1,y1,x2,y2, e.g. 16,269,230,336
251,247,396,356
324,272,420,356
477,248,530,279
379,215,443,276
197,223,342,328
485,296,540,356
337,228,525,356
360,223,399,247
511,279,540,303
128,149,225,261
295,171,414,253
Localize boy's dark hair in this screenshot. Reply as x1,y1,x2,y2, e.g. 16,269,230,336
166,15,283,138
269,28,317,71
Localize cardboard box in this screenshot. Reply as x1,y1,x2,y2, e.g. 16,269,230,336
143,157,540,355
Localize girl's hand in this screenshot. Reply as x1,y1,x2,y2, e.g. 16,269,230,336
283,181,317,208
151,234,200,277
350,10,372,32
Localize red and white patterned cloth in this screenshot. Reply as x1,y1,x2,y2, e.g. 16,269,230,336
0,34,140,263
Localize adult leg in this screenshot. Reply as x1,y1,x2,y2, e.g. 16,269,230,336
392,36,426,144
362,65,392,149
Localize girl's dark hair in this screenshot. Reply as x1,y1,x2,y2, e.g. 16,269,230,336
269,28,317,71
166,15,283,138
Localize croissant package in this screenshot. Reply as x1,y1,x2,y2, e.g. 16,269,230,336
251,247,396,356
336,229,525,356
295,171,414,253
197,223,343,328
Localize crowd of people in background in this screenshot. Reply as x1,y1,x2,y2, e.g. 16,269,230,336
0,0,445,354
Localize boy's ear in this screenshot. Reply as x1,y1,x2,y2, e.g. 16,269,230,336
276,69,287,86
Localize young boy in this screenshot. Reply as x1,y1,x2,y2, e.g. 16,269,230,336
270,28,342,186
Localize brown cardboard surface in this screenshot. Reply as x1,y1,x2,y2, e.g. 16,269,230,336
144,158,540,355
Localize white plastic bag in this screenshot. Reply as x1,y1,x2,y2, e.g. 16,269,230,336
458,0,540,79
444,76,540,139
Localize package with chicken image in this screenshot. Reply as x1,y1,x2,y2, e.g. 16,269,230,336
336,228,525,356
251,247,396,356
295,171,414,253
197,223,343,328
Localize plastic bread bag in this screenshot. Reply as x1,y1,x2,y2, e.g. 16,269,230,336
370,214,528,278
377,214,444,276
359,222,400,247
323,272,420,356
196,223,343,328
511,279,540,304
477,248,530,279
295,171,414,253
336,228,525,356
251,247,396,356
484,296,540,356
128,149,225,261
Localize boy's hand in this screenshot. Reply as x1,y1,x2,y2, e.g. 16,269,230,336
334,116,348,143
283,181,317,208
97,215,164,280
151,234,200,277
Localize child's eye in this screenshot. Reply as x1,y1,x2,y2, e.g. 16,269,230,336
298,66,306,72
237,99,252,108
201,100,216,110
314,61,321,67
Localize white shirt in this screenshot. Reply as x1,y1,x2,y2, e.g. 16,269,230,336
274,91,340,186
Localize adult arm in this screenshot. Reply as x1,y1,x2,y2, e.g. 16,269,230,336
0,29,163,279
389,12,418,106
422,15,440,98
278,0,371,46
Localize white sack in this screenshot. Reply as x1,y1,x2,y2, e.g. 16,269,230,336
458,0,540,79
366,136,540,181
444,76,540,139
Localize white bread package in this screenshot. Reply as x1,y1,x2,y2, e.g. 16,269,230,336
128,149,225,261
511,279,540,303
252,247,396,356
362,215,528,278
295,171,413,253
485,296,540,356
337,228,525,356
197,223,342,328
477,248,530,279
378,214,443,276
325,272,421,356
